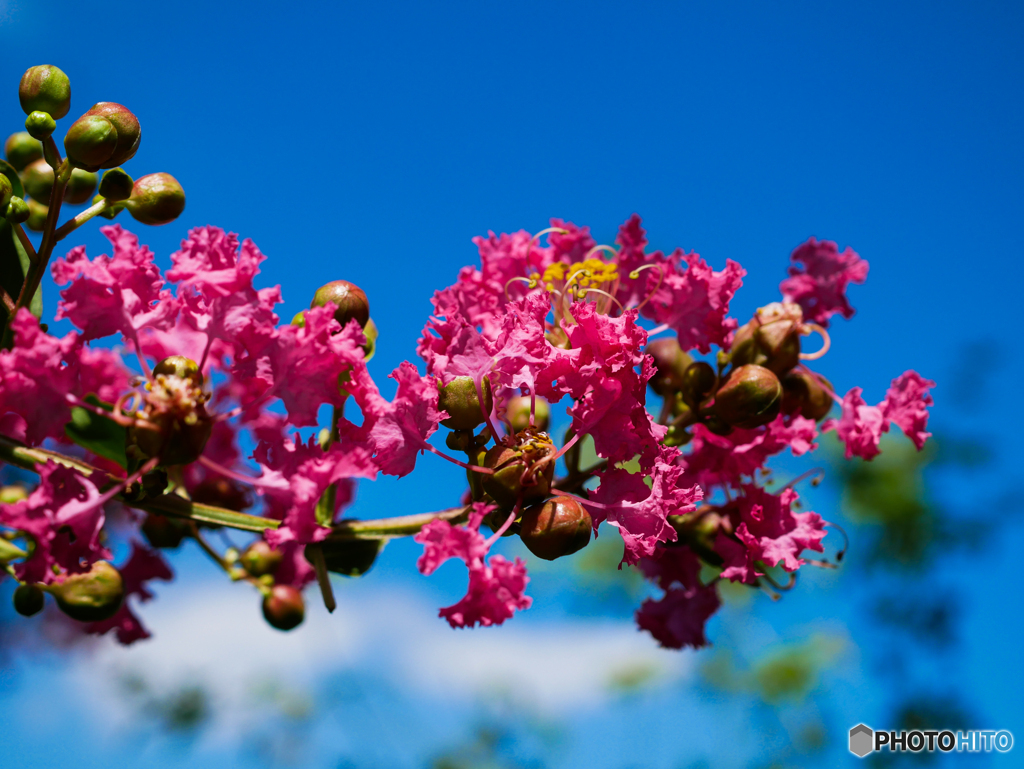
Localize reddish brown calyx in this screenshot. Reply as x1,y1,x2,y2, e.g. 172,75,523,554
646,337,694,396
481,428,556,510
519,497,592,560
127,356,213,467
780,369,834,421
713,364,782,429
729,302,804,375
312,280,371,330
241,540,283,577
262,585,305,631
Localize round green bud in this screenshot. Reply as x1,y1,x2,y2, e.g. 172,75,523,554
19,65,71,119
261,585,304,631
646,338,694,396
713,364,783,429
64,168,97,205
153,355,204,387
49,561,124,622
730,303,803,376
4,132,43,171
445,430,473,452
21,157,53,202
124,173,185,225
25,198,48,231
311,280,371,329
13,584,45,617
519,497,592,560
362,317,378,360
0,484,29,504
438,376,493,431
24,110,56,141
308,538,385,577
781,370,833,421
240,540,283,577
5,196,30,224
290,311,306,327
63,115,118,171
680,361,717,409
506,395,550,433
0,173,11,212
97,167,133,201
141,513,191,549
482,431,555,510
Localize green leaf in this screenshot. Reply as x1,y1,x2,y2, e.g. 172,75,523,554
0,159,25,198
0,219,41,332
64,395,128,468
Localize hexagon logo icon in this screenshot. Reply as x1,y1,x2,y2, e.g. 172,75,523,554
849,724,874,757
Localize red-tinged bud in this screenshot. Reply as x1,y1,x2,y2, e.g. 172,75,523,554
47,561,124,622
13,584,45,617
646,338,694,396
5,132,42,171
291,311,306,327
124,173,185,225
519,497,591,560
309,538,384,577
64,168,97,205
507,395,549,433
97,167,132,201
240,540,282,577
714,364,782,429
438,376,493,431
730,302,803,375
141,513,191,549
19,65,71,119
781,370,833,421
5,196,29,224
680,361,717,409
482,429,556,510
25,198,47,231
0,173,11,213
64,102,140,171
261,585,304,631
311,280,371,329
24,110,55,141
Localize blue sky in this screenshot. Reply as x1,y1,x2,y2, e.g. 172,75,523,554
1,1,1022,766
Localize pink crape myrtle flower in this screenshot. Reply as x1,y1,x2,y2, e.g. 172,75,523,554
780,237,869,327
85,543,173,645
636,547,720,649
414,502,532,628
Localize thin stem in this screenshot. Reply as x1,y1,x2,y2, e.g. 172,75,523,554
198,454,287,490
0,286,14,315
53,198,112,242
306,543,337,613
484,507,518,548
422,442,494,474
326,507,468,539
647,323,671,338
42,136,62,170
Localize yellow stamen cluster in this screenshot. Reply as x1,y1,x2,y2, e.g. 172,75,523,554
540,258,619,294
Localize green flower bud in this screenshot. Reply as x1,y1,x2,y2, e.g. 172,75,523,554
519,497,592,560
309,538,384,577
781,370,833,421
646,338,694,396
311,280,371,329
729,302,803,375
24,110,56,141
362,317,378,360
153,355,204,387
240,540,282,577
25,198,48,231
438,376,493,431
5,196,30,224
482,430,555,510
0,173,11,213
713,364,782,429
506,395,549,433
19,65,71,119
124,173,185,225
21,158,53,202
48,561,124,622
97,167,132,202
290,311,306,327
141,513,191,549
13,584,45,617
446,429,473,452
4,132,43,172
680,361,717,409
64,168,97,205
64,102,140,171
261,585,304,631
0,485,29,504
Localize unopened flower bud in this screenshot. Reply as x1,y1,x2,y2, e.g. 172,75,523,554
141,513,191,549
362,318,378,359
153,355,204,387
713,364,782,429
311,280,371,329
0,485,28,504
64,168,97,205
781,370,833,421
446,429,473,452
439,376,493,431
291,311,306,327
13,584,45,617
48,561,124,622
482,430,555,510
97,167,133,201
646,338,694,396
506,395,549,433
24,110,56,141
519,497,592,560
730,302,803,375
25,198,48,231
64,102,140,171
124,173,185,225
5,196,30,224
310,538,384,577
19,65,71,119
680,361,717,409
261,585,304,631
21,158,53,202
0,173,11,213
4,132,42,171
240,540,282,577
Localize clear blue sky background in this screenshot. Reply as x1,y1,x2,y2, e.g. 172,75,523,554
1,1,1022,767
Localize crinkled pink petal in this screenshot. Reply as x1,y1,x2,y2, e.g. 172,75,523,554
439,555,532,629
414,503,492,576
823,386,886,460
780,237,868,327
77,346,131,403
881,370,935,450
635,583,720,649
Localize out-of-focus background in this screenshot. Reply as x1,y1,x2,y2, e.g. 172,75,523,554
1,1,1022,766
